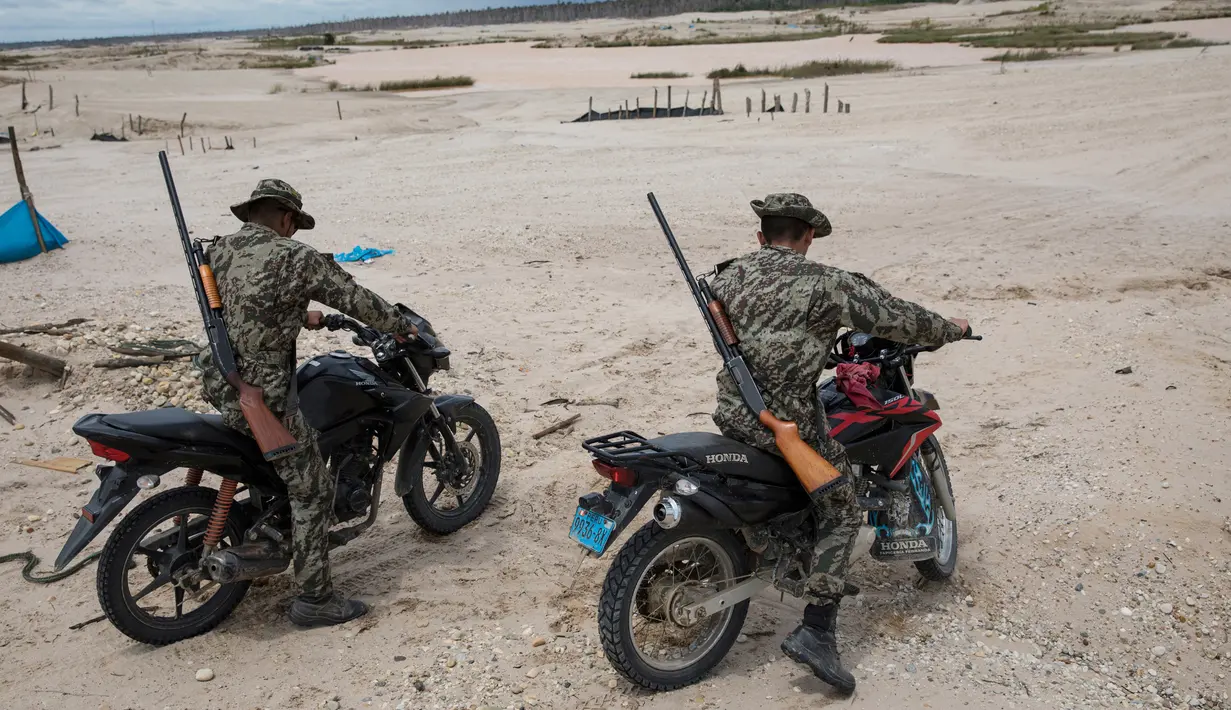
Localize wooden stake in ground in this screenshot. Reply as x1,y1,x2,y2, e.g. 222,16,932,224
700,91,707,114
761,89,766,113
177,136,185,155
805,88,811,113
792,93,798,113
21,81,27,111
653,88,658,118
336,100,342,120
128,114,134,132
588,97,593,122
837,100,844,113
0,340,66,378
179,112,187,138
635,96,640,118
253,136,257,148
746,97,752,117
667,86,672,117
684,89,690,115
6,126,47,254
48,85,53,111
75,94,79,117
845,101,852,114
716,77,723,113
823,83,830,114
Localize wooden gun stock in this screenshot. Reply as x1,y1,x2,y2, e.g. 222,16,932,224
758,410,842,493
226,372,300,461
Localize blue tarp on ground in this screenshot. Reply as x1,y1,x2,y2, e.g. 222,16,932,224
334,245,393,263
0,201,69,264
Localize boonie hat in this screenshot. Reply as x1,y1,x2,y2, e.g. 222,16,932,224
231,179,315,230
751,193,832,238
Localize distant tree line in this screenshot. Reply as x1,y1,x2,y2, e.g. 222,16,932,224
1,0,946,49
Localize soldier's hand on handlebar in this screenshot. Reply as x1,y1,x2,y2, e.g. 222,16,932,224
948,318,970,337
393,324,419,344
305,311,325,330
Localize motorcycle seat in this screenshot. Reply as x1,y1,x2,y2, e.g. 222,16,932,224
649,432,797,487
103,408,263,458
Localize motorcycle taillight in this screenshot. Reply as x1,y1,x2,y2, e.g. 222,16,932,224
89,440,131,462
592,460,636,487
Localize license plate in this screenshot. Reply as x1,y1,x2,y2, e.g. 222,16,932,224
569,506,616,555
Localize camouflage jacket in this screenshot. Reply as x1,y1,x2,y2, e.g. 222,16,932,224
711,244,963,461
198,223,411,426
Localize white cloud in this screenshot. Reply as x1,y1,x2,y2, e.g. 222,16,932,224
0,0,561,43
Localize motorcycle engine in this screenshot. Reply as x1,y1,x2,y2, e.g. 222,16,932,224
332,441,376,523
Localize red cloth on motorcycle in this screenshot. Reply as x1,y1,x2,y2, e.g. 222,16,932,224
834,362,882,411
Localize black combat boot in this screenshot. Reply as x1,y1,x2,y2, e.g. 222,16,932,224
780,601,856,694
288,592,370,628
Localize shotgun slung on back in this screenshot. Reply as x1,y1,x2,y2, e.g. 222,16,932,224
159,151,300,462
647,192,842,494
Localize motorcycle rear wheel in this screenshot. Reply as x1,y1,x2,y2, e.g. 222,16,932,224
96,486,251,645
598,522,751,691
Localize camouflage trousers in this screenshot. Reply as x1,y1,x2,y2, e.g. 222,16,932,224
740,432,863,604
800,437,862,603
225,410,335,599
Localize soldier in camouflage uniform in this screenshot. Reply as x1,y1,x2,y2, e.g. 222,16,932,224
711,193,968,692
198,180,416,627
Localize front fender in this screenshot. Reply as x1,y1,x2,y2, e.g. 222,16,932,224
393,394,476,497
54,465,138,570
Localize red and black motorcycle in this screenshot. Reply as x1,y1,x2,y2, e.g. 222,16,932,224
569,328,977,690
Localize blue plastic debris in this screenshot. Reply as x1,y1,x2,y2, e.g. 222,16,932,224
334,245,393,263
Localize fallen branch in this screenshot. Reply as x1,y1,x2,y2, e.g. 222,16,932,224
0,318,89,336
573,398,621,408
0,403,14,425
532,413,581,440
109,347,194,359
0,340,67,378
93,356,166,369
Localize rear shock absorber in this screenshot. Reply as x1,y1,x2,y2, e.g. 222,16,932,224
202,478,238,552
175,469,206,526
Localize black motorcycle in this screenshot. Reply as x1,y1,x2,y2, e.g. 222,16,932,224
53,312,500,645
569,330,975,691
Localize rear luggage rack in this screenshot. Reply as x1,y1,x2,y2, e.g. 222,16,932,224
582,431,706,474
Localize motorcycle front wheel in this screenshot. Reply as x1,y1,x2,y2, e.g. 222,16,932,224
598,522,751,691
915,436,958,581
402,401,501,535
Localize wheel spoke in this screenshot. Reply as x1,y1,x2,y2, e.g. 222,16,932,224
131,574,170,604
427,482,446,506
464,427,478,443
176,515,189,552
174,587,185,619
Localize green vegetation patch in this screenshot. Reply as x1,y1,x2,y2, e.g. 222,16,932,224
707,58,897,79
377,76,475,91
631,71,692,79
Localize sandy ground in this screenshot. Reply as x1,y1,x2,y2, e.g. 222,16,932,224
2,11,1231,710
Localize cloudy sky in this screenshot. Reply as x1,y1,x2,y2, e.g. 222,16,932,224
0,0,566,44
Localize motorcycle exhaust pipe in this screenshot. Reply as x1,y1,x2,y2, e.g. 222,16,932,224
202,541,290,585
653,497,682,530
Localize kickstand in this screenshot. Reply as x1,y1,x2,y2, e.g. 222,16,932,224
564,549,590,595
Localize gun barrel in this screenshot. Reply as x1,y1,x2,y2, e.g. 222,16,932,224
159,151,211,325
